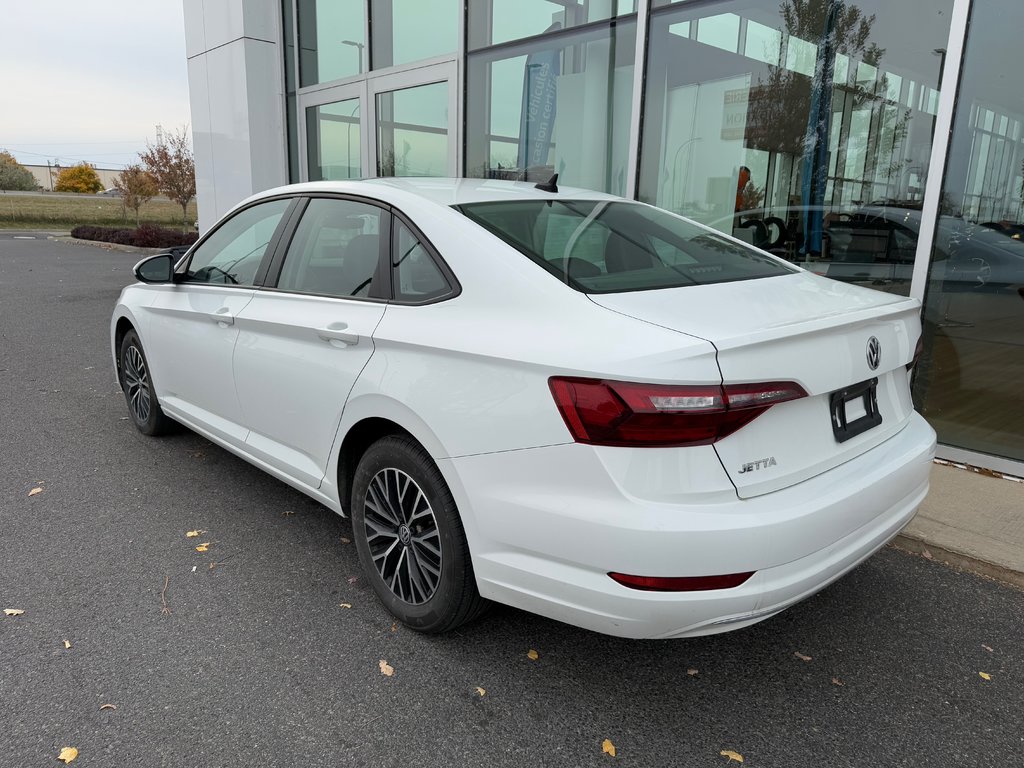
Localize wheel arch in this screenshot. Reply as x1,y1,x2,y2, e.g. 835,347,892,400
330,393,451,516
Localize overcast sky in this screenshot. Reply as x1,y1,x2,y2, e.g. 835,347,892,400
1,1,191,170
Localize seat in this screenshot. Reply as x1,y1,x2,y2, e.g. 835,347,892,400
604,232,659,272
325,234,380,297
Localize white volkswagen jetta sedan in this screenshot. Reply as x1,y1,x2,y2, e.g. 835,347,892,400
111,178,936,639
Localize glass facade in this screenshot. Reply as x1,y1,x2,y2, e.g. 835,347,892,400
278,0,1024,472
306,99,361,181
466,19,636,195
371,0,459,68
913,0,1024,464
638,0,952,295
376,82,450,176
468,0,637,49
297,0,367,86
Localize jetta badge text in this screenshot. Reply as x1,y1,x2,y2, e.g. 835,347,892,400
739,457,777,474
866,336,881,370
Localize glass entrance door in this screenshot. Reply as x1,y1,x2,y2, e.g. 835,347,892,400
298,61,458,181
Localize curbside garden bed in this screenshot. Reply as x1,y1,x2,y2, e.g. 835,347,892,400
70,224,197,249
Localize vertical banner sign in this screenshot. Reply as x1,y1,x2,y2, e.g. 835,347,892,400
518,36,561,172
801,0,841,255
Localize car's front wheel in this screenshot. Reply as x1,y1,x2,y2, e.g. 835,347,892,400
119,329,174,436
351,435,488,633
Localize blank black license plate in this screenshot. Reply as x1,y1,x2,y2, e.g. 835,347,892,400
830,377,882,443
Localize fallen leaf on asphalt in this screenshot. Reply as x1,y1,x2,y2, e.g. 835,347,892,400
379,659,394,677
340,537,351,544
339,603,352,609
57,747,78,764
3,609,24,617
687,668,699,676
831,677,845,686
922,549,934,560
191,566,197,573
390,623,397,632
63,640,71,649
282,510,295,516
28,487,42,497
982,644,994,652
720,750,744,763
979,672,992,681
185,530,203,538
602,739,616,757
99,704,116,711
476,687,486,697
794,652,812,662
527,649,539,661
195,543,210,552
347,576,359,584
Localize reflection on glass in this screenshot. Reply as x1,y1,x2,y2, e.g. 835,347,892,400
466,20,636,195
282,0,299,181
638,0,953,295
306,99,361,181
468,0,637,50
376,82,449,177
371,0,458,69
297,0,366,86
914,0,1024,464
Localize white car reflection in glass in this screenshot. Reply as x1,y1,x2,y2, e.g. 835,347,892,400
111,178,936,639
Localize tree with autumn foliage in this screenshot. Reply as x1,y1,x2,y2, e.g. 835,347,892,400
0,151,38,191
112,164,159,225
140,126,196,228
54,162,103,194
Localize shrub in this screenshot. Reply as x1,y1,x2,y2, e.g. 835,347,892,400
54,163,103,194
0,151,37,191
71,224,198,249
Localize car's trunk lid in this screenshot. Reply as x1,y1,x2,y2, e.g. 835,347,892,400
589,272,921,498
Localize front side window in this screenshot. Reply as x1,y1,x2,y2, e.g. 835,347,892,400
185,199,291,286
458,200,794,292
276,198,386,299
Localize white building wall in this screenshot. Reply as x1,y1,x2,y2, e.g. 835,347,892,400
183,0,289,232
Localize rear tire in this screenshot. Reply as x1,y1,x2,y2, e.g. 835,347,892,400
119,330,174,436
351,435,489,633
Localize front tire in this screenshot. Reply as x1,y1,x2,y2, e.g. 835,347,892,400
351,435,488,633
119,330,173,436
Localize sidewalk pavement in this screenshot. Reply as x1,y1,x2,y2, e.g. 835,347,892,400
893,461,1024,589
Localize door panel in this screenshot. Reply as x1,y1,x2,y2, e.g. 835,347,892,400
232,197,390,487
146,286,256,446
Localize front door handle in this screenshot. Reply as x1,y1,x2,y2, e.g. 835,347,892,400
209,307,234,326
317,322,360,346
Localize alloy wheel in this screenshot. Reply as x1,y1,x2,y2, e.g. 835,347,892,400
122,344,152,424
363,468,442,604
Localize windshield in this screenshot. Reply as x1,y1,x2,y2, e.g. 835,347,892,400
457,200,795,293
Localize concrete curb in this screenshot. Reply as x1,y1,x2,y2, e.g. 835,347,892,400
52,236,167,255
890,534,1024,590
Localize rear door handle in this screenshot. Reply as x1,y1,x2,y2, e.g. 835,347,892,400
209,307,234,326
317,322,360,346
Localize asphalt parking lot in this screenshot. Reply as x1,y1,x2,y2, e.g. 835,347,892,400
1,233,1022,767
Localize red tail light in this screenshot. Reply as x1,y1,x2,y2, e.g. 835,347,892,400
548,377,807,447
609,571,755,591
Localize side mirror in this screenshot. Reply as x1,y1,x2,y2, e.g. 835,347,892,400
133,253,175,284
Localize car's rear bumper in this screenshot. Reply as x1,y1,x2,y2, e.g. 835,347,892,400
441,412,936,639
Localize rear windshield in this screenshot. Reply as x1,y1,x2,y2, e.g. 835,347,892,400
456,200,794,293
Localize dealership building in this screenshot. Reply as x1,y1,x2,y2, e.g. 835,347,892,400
183,0,1022,476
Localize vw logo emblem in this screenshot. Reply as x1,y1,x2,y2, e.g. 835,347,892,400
866,336,881,371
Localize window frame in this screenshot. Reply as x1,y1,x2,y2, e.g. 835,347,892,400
388,208,461,305
256,193,461,306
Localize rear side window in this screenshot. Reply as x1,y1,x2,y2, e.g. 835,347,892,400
392,219,451,303
276,198,386,299
457,200,795,293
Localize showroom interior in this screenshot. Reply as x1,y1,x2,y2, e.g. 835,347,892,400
182,0,1022,475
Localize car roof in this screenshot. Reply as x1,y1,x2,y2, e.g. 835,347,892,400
244,177,621,211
